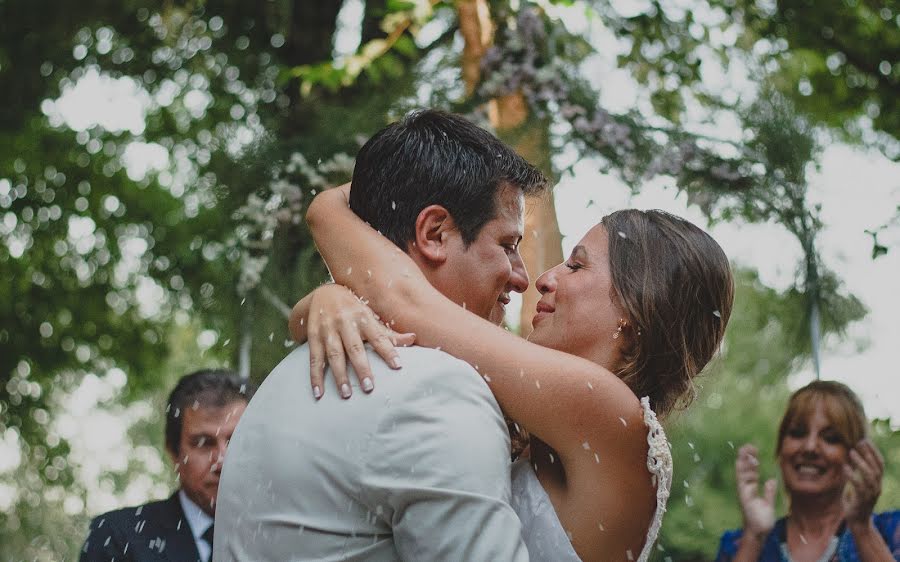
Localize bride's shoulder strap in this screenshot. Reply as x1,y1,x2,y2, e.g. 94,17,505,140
637,396,673,562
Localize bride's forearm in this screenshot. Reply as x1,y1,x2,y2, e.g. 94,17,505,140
306,184,433,331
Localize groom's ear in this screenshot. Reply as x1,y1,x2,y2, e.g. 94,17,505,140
413,205,456,265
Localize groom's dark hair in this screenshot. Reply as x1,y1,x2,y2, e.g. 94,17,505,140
349,109,548,250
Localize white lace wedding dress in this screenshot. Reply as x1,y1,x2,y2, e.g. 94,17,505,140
510,397,672,562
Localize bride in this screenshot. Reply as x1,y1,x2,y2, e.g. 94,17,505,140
291,183,734,561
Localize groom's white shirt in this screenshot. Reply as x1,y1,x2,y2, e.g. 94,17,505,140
214,343,529,561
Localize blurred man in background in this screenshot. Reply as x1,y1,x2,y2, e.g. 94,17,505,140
79,369,255,562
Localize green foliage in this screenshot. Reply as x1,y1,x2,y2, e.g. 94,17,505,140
757,0,900,152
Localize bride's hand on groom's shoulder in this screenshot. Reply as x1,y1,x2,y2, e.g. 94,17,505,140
294,284,415,400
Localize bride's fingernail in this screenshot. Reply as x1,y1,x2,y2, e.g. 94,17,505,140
313,385,322,399
340,383,352,398
390,356,402,369
362,378,374,392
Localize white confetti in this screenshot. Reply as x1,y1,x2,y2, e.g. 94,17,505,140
346,267,352,275
268,332,274,341
618,231,628,239
619,417,627,426
598,522,605,531
594,453,600,463
535,380,541,389
391,201,396,210
713,310,721,318
587,382,594,389
627,550,634,560
582,441,591,450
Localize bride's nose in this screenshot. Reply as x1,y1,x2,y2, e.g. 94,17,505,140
536,265,559,294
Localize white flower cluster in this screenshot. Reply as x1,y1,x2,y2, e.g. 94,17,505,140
478,6,747,192
231,151,353,294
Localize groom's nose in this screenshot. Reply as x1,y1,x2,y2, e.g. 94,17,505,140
508,249,529,293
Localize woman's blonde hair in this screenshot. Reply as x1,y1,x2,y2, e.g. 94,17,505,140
776,380,867,454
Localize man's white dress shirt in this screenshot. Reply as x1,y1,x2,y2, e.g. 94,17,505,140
178,490,214,562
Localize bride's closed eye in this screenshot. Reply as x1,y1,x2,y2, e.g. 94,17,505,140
565,262,583,271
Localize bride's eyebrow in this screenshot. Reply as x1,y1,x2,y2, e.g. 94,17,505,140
570,245,588,261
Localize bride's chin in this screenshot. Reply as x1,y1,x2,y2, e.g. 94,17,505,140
526,326,545,345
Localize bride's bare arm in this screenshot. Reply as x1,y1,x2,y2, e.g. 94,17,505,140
306,185,644,462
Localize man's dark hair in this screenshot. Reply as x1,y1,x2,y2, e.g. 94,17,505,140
164,369,256,456
349,109,548,249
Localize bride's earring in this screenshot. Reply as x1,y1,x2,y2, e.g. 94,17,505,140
613,319,626,340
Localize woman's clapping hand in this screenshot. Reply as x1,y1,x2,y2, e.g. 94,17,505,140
842,439,885,525
735,444,777,537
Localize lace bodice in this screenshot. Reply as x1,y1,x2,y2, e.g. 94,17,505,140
510,397,673,562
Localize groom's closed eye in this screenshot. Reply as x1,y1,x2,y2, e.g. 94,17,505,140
501,236,522,253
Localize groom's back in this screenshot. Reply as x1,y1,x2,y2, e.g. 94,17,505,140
214,344,526,561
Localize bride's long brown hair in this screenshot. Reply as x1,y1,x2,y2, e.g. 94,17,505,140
603,209,734,418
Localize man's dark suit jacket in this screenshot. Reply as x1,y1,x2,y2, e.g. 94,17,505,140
79,492,202,562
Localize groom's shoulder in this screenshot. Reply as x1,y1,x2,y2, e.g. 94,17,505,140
390,345,496,403
395,345,481,382
395,345,473,371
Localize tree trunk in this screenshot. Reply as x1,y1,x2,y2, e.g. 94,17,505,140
456,2,563,336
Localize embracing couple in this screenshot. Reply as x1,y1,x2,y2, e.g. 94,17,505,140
213,109,735,561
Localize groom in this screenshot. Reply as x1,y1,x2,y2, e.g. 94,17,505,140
214,110,548,560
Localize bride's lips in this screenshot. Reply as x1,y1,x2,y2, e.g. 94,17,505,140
532,301,554,326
